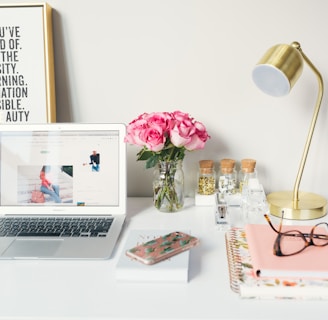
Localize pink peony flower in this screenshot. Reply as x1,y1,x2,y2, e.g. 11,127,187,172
124,116,148,146
144,112,171,132
169,121,195,148
124,110,210,168
185,121,210,150
140,124,166,152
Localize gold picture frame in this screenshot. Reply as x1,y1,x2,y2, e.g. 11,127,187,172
0,2,56,123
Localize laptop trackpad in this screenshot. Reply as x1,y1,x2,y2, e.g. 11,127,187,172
2,239,63,258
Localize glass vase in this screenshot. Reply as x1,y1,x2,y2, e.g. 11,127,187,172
153,160,184,212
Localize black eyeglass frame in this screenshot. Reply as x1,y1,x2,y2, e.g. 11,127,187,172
264,213,328,256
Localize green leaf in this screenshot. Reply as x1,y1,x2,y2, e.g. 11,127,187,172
145,155,159,169
137,149,154,161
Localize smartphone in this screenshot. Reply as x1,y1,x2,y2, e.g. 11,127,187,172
125,231,199,265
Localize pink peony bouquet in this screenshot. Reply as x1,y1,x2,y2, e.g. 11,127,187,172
124,110,210,168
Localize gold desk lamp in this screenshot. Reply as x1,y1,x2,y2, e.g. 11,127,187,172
252,41,327,220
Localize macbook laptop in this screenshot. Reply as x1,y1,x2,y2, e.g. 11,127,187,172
0,123,127,259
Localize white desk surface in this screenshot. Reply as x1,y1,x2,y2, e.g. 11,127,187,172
0,197,327,320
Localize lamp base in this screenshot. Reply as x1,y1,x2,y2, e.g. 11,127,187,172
267,191,327,220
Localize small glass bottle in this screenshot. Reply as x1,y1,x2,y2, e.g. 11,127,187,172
218,158,237,198
238,158,257,193
197,160,216,195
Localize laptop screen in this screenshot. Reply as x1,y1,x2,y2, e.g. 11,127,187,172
0,123,126,214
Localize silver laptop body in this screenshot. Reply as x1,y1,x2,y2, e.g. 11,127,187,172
0,123,126,259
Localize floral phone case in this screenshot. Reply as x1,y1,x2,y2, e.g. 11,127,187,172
125,231,199,265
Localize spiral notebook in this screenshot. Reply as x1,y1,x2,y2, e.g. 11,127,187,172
245,224,328,279
225,228,328,299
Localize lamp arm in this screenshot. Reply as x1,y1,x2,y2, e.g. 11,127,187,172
292,43,324,204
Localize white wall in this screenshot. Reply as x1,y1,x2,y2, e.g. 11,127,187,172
3,0,328,198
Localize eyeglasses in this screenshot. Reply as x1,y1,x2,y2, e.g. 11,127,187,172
264,211,328,256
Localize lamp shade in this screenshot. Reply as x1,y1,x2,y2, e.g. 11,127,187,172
252,43,304,97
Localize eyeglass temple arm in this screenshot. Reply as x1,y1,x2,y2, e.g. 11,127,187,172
264,214,279,233
264,214,328,240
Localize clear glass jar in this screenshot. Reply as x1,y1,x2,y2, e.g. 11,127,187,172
197,160,216,195
238,158,257,193
217,158,237,198
153,160,184,212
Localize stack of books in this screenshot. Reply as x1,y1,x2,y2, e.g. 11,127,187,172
225,225,328,299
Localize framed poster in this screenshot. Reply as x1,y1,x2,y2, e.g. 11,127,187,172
0,2,56,123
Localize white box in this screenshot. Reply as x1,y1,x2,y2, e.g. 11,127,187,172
115,230,190,282
195,193,216,206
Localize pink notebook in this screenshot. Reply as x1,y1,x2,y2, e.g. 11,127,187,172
245,224,328,279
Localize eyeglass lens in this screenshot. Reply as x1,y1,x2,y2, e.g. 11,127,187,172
278,223,328,256
278,230,307,256
312,223,328,246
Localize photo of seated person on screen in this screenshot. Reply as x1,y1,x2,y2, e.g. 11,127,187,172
40,165,62,203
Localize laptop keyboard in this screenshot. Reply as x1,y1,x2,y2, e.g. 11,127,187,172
0,216,114,238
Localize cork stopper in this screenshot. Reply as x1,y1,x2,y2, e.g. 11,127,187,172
241,158,256,173
199,160,214,174
220,158,235,174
